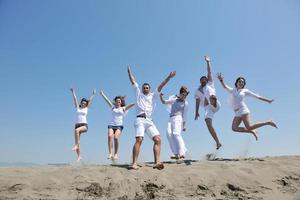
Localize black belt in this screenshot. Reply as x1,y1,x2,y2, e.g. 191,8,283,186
136,113,147,118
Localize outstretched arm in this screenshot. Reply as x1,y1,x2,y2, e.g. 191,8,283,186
257,96,274,104
125,103,135,111
127,65,137,85
87,89,96,108
159,93,166,104
157,71,176,92
195,98,200,120
70,88,78,108
217,72,232,91
99,90,113,108
205,56,213,82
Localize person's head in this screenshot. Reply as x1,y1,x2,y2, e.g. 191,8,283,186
178,86,189,101
142,83,151,95
235,77,246,89
114,96,126,107
200,76,208,87
80,98,89,108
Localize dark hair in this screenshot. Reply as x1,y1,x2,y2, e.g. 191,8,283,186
235,77,246,88
142,83,151,89
114,96,126,107
179,86,189,95
80,98,89,107
200,76,208,82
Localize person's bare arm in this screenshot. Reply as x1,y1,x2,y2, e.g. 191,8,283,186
87,89,96,108
127,65,137,85
217,72,232,91
99,90,113,108
70,88,78,108
125,103,135,111
159,93,166,104
205,56,213,82
157,71,176,92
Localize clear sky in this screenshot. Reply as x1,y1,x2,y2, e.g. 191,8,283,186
0,0,299,165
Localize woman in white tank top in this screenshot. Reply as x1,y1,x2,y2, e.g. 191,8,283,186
217,73,277,140
100,90,134,160
70,88,96,161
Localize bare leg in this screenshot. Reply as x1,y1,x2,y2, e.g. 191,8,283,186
205,118,222,149
152,135,161,164
132,137,143,169
232,117,258,140
107,128,114,159
242,114,277,130
113,129,121,160
73,126,87,160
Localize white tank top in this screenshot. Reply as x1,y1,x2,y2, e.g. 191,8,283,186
109,107,127,126
76,107,88,124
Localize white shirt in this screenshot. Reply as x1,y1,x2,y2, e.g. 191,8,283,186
76,106,88,124
165,95,188,122
133,82,158,118
109,106,127,126
203,81,216,100
226,87,261,110
194,88,205,107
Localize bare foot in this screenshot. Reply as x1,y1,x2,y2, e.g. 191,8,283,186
113,154,118,160
268,121,278,128
251,130,258,141
77,156,82,162
216,143,222,150
153,163,164,170
107,154,113,160
72,145,79,151
170,155,177,160
130,163,139,170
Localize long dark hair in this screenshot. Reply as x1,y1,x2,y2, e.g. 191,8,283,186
235,77,246,88
114,96,126,107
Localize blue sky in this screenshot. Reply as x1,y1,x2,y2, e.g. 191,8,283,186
0,0,299,164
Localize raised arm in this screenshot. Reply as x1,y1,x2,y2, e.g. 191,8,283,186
204,56,213,82
87,89,96,108
124,103,135,111
127,65,137,85
157,71,176,92
217,72,232,91
99,90,113,108
70,88,78,108
159,93,166,104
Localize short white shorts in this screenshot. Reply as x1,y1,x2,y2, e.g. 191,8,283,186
234,106,250,117
134,117,160,139
204,101,221,119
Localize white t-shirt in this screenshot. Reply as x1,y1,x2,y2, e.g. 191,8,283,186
76,107,88,124
133,82,159,119
109,106,127,126
226,87,261,110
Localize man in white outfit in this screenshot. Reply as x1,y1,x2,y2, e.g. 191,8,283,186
127,66,171,170
195,56,222,149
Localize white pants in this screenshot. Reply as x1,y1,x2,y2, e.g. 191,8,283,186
166,115,187,156
134,117,160,139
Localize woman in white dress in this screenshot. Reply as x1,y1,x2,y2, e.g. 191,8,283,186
70,88,96,161
100,90,134,160
217,73,277,140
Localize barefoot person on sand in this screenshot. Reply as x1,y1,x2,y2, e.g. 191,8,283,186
159,80,189,160
194,56,222,149
217,73,277,140
99,90,134,161
70,88,96,161
127,65,168,170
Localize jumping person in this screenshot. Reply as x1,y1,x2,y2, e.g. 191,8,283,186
99,90,134,160
70,88,96,161
217,73,277,140
194,56,222,149
127,65,172,170
158,72,189,160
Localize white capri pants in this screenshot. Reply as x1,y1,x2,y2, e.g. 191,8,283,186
166,115,187,156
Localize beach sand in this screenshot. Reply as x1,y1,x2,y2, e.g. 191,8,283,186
0,156,300,200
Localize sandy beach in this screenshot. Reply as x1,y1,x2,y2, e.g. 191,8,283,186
0,156,300,200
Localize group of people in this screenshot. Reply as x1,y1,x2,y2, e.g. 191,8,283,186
70,56,277,170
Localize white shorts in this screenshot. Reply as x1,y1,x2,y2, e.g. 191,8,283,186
234,106,250,117
134,117,160,139
204,101,220,119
